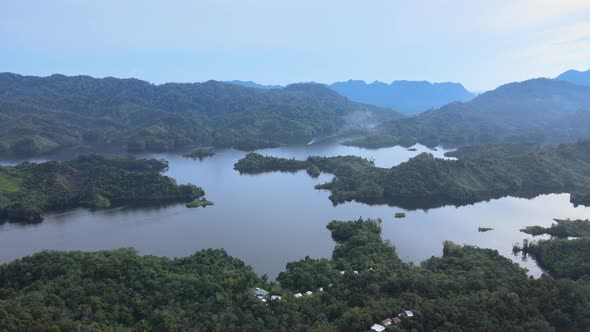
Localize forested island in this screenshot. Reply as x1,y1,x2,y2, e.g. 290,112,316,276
182,148,215,160
1,218,588,331
0,73,399,158
235,140,590,209
0,155,206,222
515,218,590,280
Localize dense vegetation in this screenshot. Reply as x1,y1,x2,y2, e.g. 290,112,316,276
182,148,215,160
515,238,590,280
346,78,590,148
235,140,590,209
516,219,590,280
0,155,204,222
0,73,401,157
2,218,589,331
521,218,590,238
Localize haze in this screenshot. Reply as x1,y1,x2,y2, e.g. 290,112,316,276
2,0,590,91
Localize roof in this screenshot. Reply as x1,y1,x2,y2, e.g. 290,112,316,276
371,323,386,332
252,287,269,297
294,293,303,298
392,317,401,324
382,318,393,326
305,291,313,296
404,310,414,317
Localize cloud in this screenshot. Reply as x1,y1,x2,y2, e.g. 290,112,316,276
488,0,590,30
514,22,590,64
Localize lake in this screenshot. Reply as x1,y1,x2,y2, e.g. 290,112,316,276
1,141,588,279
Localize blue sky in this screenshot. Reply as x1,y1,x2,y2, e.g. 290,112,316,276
1,0,589,91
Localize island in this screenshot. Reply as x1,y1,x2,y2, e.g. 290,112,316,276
0,154,209,222
234,140,590,209
186,198,214,208
0,218,588,330
183,148,215,160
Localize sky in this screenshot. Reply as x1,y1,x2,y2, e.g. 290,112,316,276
1,0,589,91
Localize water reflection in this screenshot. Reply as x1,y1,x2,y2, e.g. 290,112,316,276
0,143,588,280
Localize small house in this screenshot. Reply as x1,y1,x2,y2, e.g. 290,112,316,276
294,293,303,298
305,291,313,296
382,318,393,326
392,317,401,324
250,287,269,297
271,295,281,301
404,310,414,317
370,323,386,332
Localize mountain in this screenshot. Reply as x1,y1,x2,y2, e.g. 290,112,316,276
0,73,402,157
556,69,590,87
225,80,283,90
350,78,590,148
329,80,475,114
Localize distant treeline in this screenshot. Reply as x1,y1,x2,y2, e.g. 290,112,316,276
0,155,204,222
1,218,589,330
235,140,590,209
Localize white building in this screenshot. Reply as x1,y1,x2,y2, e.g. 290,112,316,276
371,323,386,332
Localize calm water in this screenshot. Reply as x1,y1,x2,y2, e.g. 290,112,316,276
1,142,588,279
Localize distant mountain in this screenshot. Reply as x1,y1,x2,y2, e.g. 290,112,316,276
329,80,475,114
354,78,590,148
0,73,402,157
225,80,283,90
556,69,590,87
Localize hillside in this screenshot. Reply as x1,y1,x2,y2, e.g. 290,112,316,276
1,219,589,331
0,73,402,157
350,78,590,148
556,69,590,87
329,80,475,114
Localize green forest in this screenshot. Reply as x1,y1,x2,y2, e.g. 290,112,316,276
235,140,590,209
515,219,590,280
1,219,589,331
0,155,205,222
0,73,398,157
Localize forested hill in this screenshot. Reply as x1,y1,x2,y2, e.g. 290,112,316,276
351,78,590,148
1,219,589,331
0,73,401,157
329,80,475,114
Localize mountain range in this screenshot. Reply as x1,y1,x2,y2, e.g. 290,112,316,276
329,80,475,114
357,78,590,148
0,73,399,157
556,69,590,87
228,79,476,114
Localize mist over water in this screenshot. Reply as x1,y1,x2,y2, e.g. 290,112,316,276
1,142,586,279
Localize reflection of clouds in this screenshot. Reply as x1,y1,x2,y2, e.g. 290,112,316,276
2,146,589,280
